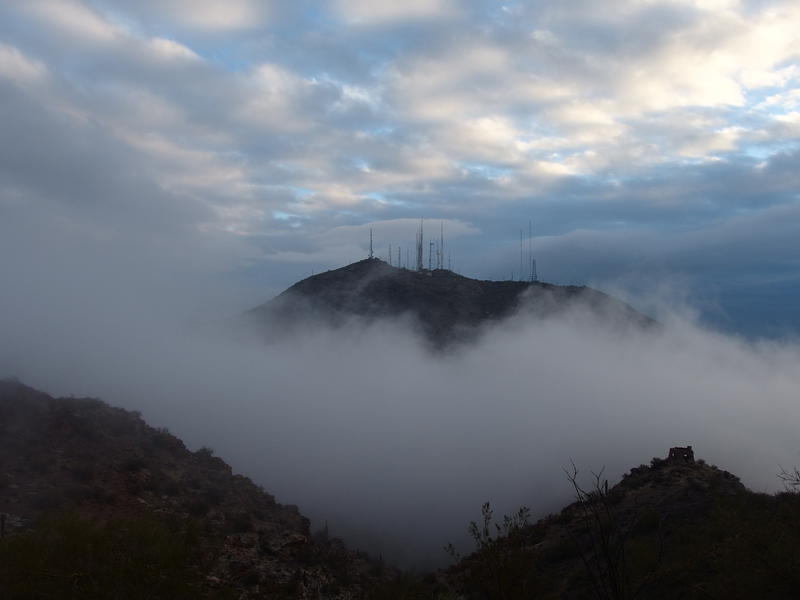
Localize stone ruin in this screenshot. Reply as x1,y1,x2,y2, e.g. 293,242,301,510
667,445,694,463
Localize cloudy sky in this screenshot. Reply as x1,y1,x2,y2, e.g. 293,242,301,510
4,1,800,564
1,0,799,334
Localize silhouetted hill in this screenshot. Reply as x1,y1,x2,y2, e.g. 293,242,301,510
0,379,391,599
6,378,798,598
246,258,654,346
373,450,800,599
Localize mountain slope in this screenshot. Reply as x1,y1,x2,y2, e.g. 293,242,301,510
0,379,391,599
4,379,800,598
376,451,800,599
246,258,654,346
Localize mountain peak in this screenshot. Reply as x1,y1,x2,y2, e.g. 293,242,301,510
246,259,654,346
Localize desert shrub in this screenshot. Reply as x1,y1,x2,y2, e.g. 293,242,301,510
196,446,215,459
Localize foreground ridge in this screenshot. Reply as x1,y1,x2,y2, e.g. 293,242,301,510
7,379,798,599
0,379,392,599
427,447,800,600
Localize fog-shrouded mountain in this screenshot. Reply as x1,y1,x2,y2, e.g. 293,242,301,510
245,258,655,346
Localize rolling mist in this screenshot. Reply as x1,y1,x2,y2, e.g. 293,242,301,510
3,272,800,568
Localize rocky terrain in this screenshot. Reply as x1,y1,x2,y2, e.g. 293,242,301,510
3,377,800,598
0,379,392,599
245,258,655,347
376,450,800,599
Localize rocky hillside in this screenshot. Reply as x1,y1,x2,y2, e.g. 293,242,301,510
6,378,798,599
246,258,654,346
0,379,392,599
374,449,800,599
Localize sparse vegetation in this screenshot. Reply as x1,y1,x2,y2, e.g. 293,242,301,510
7,379,800,598
0,512,211,599
0,380,391,599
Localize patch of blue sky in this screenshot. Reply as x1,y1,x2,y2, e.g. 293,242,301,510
200,44,252,72
295,4,340,28
366,192,407,207
459,163,512,181
282,186,315,199
251,181,315,198
361,125,396,137
743,138,800,161
365,192,388,204
272,211,309,229
742,145,778,161
352,158,370,171
746,86,800,113
96,3,255,72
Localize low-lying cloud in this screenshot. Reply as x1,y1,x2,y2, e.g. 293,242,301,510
3,285,800,568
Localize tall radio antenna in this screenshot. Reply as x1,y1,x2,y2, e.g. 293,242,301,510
416,218,424,271
439,222,444,270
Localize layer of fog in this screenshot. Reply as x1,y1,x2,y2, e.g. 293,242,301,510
3,291,800,568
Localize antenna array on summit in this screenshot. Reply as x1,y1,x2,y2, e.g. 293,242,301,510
364,219,458,274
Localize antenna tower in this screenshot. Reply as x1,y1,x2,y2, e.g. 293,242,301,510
369,228,373,259
439,222,444,269
528,219,538,282
416,219,424,271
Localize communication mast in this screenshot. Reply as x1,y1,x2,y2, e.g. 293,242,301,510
528,219,539,282
439,222,444,269
369,228,373,259
416,219,424,271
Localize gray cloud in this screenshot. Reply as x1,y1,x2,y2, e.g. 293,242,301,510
1,1,798,292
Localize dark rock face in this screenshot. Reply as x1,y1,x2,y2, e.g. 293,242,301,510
0,379,390,598
246,258,655,346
